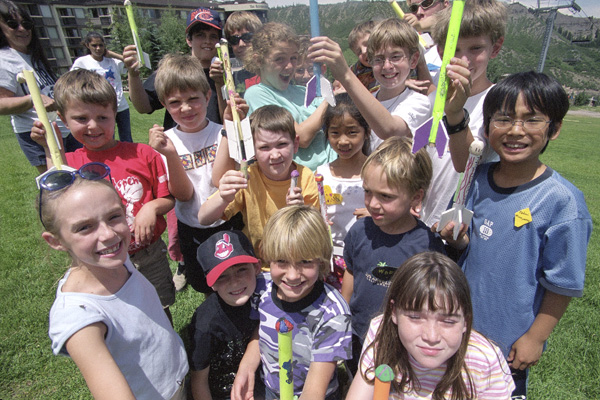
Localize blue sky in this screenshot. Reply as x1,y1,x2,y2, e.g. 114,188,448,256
264,0,600,18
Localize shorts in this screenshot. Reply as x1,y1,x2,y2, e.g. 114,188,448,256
16,131,82,167
129,238,176,307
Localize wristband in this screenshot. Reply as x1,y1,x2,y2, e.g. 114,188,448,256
443,108,470,135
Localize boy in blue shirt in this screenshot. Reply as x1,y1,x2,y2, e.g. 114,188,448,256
437,71,592,397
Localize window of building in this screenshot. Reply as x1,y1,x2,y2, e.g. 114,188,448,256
40,5,52,18
47,27,59,40
74,9,85,19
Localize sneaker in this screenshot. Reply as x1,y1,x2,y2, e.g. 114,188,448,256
173,265,187,292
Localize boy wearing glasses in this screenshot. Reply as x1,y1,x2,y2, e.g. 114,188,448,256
420,0,506,226
436,71,592,399
309,18,431,152
30,69,178,320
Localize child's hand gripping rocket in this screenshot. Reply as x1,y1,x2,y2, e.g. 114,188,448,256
124,0,151,69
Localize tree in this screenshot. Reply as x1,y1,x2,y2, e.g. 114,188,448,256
157,8,188,58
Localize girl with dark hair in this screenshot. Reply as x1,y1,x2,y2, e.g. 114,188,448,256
71,32,132,142
347,252,515,399
0,0,79,173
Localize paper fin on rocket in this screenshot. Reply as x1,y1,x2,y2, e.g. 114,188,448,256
437,204,473,241
225,117,254,163
304,75,336,107
412,117,448,158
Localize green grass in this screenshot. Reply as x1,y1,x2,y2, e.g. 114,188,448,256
0,106,598,399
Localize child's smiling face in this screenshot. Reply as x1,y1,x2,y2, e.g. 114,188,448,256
163,88,210,133
211,263,260,306
269,259,321,302
260,41,299,91
253,128,298,181
371,45,418,95
61,101,117,151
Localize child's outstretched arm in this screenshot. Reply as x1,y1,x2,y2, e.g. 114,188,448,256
123,44,153,114
345,367,374,399
231,329,260,400
30,120,68,168
341,269,354,305
295,101,329,148
190,367,213,400
300,361,337,400
65,322,136,400
309,36,413,140
133,196,175,247
149,124,194,202
431,219,469,250
198,170,247,226
508,291,571,370
444,57,477,172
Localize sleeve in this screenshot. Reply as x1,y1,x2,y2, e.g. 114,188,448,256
392,91,431,134
70,57,84,71
223,188,245,221
311,294,352,363
299,167,320,210
467,333,516,398
246,85,277,115
48,299,106,357
141,72,164,113
0,62,18,93
189,306,216,371
116,59,127,75
343,226,356,274
358,316,380,381
539,215,591,297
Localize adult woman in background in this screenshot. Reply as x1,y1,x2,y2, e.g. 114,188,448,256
0,0,79,173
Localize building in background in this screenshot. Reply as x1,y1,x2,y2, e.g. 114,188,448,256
19,0,268,74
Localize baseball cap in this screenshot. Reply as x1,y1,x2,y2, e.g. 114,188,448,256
186,7,222,34
197,230,259,287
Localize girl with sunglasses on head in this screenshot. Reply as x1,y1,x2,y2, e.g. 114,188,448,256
0,0,80,174
39,165,189,400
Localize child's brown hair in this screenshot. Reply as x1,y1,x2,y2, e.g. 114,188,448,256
155,53,210,104
224,11,262,38
244,22,299,75
54,69,117,115
250,105,296,142
367,18,420,63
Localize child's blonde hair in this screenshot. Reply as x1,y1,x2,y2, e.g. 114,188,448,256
224,11,262,38
250,105,296,142
362,252,475,399
155,53,210,104
261,205,332,278
244,22,299,75
361,137,432,196
367,18,419,63
54,69,117,114
348,20,375,53
432,0,506,48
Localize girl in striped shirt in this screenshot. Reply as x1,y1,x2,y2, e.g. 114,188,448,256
347,251,515,399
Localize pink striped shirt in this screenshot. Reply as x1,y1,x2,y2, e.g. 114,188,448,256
360,315,515,399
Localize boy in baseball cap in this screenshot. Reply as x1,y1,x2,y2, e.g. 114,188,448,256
189,230,265,400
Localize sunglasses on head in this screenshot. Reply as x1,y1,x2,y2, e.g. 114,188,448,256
228,32,253,46
5,19,34,30
409,0,441,13
38,162,112,229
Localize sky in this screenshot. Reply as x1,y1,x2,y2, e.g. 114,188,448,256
263,0,600,18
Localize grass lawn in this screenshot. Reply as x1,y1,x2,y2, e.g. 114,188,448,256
0,105,598,399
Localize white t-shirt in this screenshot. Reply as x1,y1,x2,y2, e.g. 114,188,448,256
421,86,498,227
163,121,225,228
370,88,431,152
425,44,442,84
0,47,69,135
315,163,365,255
71,55,128,112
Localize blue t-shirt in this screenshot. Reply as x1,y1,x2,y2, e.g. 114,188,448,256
343,217,446,341
459,163,592,356
245,82,336,171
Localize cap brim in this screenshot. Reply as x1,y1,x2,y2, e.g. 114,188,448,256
206,255,259,287
186,20,222,34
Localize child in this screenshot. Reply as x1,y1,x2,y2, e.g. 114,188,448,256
348,251,515,398
71,31,132,143
436,71,592,397
420,0,506,226
189,230,265,400
293,36,314,87
342,136,445,373
315,93,370,290
31,69,177,315
124,7,223,129
348,20,378,92
198,105,320,258
233,205,352,400
243,22,336,171
150,53,242,294
309,18,431,152
41,170,188,399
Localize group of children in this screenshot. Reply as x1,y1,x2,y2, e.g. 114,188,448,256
31,1,592,399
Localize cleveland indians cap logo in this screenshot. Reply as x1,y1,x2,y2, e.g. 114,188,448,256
214,233,234,260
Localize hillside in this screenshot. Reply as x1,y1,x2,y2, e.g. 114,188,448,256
267,1,600,92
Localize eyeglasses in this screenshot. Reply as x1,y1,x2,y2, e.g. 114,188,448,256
409,0,441,13
228,32,253,45
371,54,407,67
38,163,112,229
4,19,34,31
492,116,551,132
